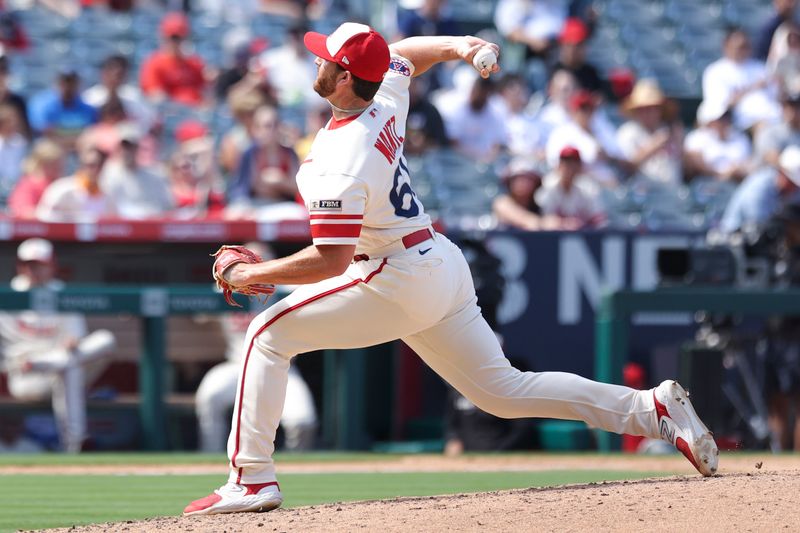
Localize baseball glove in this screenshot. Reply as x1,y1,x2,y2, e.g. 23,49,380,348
211,245,276,307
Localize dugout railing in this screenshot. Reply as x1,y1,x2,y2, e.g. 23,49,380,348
0,285,380,451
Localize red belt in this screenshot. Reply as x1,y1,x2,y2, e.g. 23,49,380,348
401,228,434,249
353,228,434,262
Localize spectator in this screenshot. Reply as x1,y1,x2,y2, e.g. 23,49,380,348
0,103,28,203
493,73,544,160
551,17,603,94
195,243,317,452
83,55,155,132
227,105,300,213
546,89,623,185
719,145,800,233
684,100,752,182
215,31,264,101
397,0,459,38
219,91,264,179
536,68,577,139
492,157,558,230
757,0,797,61
440,76,507,162
80,95,129,155
616,80,683,185
27,68,98,151
702,27,780,131
100,125,173,219
36,146,115,221
771,23,800,97
406,77,448,156
140,12,207,107
169,120,225,219
494,0,567,58
536,146,604,228
257,25,318,108
755,92,800,167
395,0,460,90
7,139,63,218
0,238,115,452
0,54,30,138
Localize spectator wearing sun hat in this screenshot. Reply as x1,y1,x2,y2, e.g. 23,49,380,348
683,99,752,181
616,79,684,185
140,12,208,107
720,145,800,233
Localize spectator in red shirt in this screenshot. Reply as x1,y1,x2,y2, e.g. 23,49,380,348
139,12,208,107
168,120,225,218
7,139,64,218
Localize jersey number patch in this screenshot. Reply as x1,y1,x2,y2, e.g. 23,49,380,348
390,157,419,218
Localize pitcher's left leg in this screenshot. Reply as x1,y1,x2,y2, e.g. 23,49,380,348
403,299,658,437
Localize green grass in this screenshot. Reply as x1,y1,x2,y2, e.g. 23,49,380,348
0,451,407,467
0,470,668,532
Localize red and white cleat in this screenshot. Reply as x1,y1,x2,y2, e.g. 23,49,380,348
654,380,719,476
183,481,283,516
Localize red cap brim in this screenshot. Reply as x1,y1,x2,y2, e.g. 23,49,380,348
304,32,336,62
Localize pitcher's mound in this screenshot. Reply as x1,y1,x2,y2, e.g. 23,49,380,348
50,470,800,533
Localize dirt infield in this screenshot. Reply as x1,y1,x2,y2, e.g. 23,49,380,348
31,454,800,532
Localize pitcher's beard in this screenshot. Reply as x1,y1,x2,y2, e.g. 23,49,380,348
314,75,336,98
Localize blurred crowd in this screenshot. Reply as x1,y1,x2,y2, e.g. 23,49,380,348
0,0,798,233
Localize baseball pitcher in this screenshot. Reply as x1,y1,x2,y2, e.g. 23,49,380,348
185,24,718,516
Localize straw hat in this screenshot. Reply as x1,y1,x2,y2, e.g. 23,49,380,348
622,79,665,113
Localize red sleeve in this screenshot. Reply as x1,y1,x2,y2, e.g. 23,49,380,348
8,180,38,217
140,54,162,95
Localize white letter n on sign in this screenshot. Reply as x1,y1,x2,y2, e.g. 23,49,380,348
558,236,625,325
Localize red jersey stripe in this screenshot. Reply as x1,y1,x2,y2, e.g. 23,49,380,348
310,223,362,238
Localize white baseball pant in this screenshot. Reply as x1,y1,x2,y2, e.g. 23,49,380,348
6,329,115,452
227,232,659,483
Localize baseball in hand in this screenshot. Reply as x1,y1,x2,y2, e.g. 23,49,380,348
472,48,498,77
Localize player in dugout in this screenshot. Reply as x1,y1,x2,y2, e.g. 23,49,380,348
184,24,719,516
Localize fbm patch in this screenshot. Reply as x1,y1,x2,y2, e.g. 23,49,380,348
310,199,343,211
389,59,411,77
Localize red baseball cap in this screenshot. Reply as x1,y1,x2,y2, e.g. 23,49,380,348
559,146,582,161
304,22,390,83
161,12,189,39
175,120,208,143
560,18,589,45
569,89,596,110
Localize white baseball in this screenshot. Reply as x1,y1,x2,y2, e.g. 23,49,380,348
472,48,497,72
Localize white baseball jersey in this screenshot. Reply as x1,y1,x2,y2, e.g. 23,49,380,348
296,55,432,256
